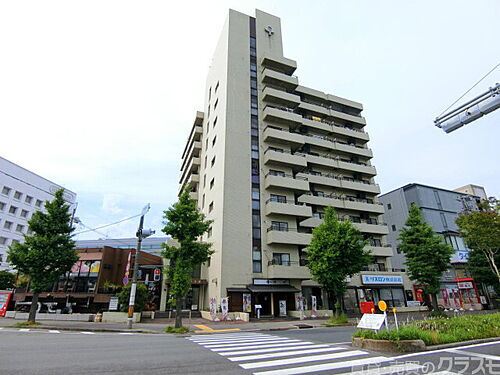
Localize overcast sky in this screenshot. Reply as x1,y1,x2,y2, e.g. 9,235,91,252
1,1,499,240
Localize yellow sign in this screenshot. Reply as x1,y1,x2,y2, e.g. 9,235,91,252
378,300,387,311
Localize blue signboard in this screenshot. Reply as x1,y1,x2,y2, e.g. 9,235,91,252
450,250,469,263
362,275,403,285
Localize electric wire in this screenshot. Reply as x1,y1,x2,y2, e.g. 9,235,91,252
72,213,142,235
438,61,500,118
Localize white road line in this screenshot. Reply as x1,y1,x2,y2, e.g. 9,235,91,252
80,331,95,335
213,341,315,352
119,332,134,335
228,347,345,362
190,334,265,340
241,350,369,370
219,344,331,356
205,339,300,348
252,356,389,375
19,329,30,332
194,337,288,344
430,372,463,375
48,330,60,334
0,327,4,330
447,349,500,362
190,335,276,343
348,363,424,375
392,340,500,360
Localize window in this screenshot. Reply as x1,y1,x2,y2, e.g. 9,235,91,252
252,187,260,200
35,199,43,208
3,221,13,230
396,247,402,254
207,228,212,238
272,253,291,266
205,138,208,149
387,203,392,210
252,250,262,273
11,239,19,246
270,194,287,203
212,136,216,147
0,237,7,246
440,212,448,228
370,238,382,247
203,174,206,187
251,137,258,151
14,191,22,200
350,216,361,223
211,156,216,167
0,202,5,211
215,81,219,93
210,178,214,190
213,117,217,128
1,186,11,196
16,224,24,233
8,206,18,215
207,104,210,118
433,190,442,209
25,196,33,204
271,221,288,231
252,214,261,227
20,209,29,218
208,202,214,213
391,224,397,231
202,194,205,208
204,156,207,168
366,218,378,225
214,99,218,110
269,170,285,177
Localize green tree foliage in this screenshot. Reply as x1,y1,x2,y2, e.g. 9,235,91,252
0,270,16,290
306,207,371,311
398,204,453,310
161,189,213,328
7,189,78,322
118,283,149,312
466,248,500,294
456,199,500,286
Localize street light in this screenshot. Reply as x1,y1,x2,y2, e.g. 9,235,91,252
127,204,155,329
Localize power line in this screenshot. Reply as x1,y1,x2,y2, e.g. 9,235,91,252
438,61,500,118
73,213,142,236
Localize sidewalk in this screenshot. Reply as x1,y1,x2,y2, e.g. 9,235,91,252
0,316,340,334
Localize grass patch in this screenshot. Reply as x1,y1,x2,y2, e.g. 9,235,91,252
14,321,41,327
325,313,349,325
164,326,189,334
353,313,500,346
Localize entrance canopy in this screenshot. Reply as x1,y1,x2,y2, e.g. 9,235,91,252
247,284,299,293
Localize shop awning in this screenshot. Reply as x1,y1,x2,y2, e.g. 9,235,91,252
247,284,300,293
227,287,250,293
78,252,103,261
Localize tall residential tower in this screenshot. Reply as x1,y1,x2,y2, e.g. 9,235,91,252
178,10,405,316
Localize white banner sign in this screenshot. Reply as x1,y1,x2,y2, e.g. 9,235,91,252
458,281,473,289
311,296,318,316
357,313,386,330
221,297,228,320
243,293,251,313
279,300,287,317
362,275,403,285
295,295,304,311
209,297,217,320
406,301,421,307
108,297,119,311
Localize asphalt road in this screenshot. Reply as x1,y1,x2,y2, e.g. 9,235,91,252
1,327,499,374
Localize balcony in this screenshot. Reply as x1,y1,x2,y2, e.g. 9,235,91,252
301,116,369,142
338,159,377,176
267,260,311,279
298,193,384,214
263,149,307,168
179,173,199,193
261,69,298,90
264,173,309,191
366,245,393,257
180,140,202,172
189,191,198,201
330,108,367,126
265,200,312,217
263,106,302,126
266,228,311,246
299,216,389,235
179,157,200,185
296,172,380,194
263,126,305,147
261,54,297,75
298,101,330,117
335,142,373,158
262,87,301,108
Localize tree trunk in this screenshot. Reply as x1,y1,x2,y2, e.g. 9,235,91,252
174,297,183,329
431,293,439,311
484,249,500,285
28,293,39,323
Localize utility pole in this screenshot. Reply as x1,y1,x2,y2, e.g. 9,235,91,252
127,204,154,329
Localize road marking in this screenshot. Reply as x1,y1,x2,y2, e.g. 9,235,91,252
252,356,389,375
219,344,331,356
446,349,500,362
48,330,60,334
431,372,463,375
189,333,263,339
213,341,315,352
19,329,30,332
392,340,500,360
205,339,300,348
228,347,345,362
119,332,135,335
80,331,95,335
194,324,240,333
348,363,424,375
240,350,368,370
0,327,3,330
190,335,278,343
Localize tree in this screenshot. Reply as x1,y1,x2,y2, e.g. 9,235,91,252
7,189,78,323
161,189,213,328
0,270,16,290
398,204,453,311
118,283,149,312
466,247,500,295
306,207,371,313
456,199,500,286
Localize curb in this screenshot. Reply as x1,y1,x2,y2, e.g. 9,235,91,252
18,326,159,334
425,336,500,351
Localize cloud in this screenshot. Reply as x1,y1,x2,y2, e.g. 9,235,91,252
101,194,125,215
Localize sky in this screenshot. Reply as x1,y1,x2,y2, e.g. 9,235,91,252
0,1,499,240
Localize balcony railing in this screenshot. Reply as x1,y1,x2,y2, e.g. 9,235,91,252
300,171,378,187
266,171,308,180
302,192,382,206
300,97,363,118
362,266,406,273
268,259,300,266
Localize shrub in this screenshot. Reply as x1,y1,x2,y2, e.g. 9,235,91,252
164,326,189,334
14,321,41,327
326,312,348,325
117,283,150,312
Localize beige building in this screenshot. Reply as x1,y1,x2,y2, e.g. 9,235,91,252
178,9,409,317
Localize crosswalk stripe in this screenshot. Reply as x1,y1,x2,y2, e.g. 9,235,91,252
196,337,290,344
19,329,30,332
228,347,346,362
190,335,274,343
447,349,500,362
48,330,60,334
213,341,314,352
189,333,263,340
205,339,300,348
241,350,368,370
252,356,389,375
0,327,4,330
80,331,95,335
347,363,424,375
219,344,331,356
119,332,134,335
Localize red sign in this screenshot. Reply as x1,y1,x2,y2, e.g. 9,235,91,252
360,301,375,314
0,292,12,317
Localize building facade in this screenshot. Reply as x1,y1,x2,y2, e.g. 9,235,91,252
380,183,489,310
76,237,169,256
0,156,76,271
179,9,406,317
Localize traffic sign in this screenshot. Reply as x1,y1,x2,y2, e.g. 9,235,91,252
378,300,387,311
123,276,129,286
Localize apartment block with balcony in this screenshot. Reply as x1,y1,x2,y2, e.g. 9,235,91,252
178,9,405,317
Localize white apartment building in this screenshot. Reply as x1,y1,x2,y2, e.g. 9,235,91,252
0,156,77,271
178,9,409,316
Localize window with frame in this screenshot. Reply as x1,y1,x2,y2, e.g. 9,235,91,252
9,206,17,215
391,224,396,231
252,250,262,273
20,209,29,218
270,194,287,203
350,216,361,223
210,178,214,190
16,224,24,233
272,253,291,266
25,196,33,204
35,199,43,208
271,221,288,231
0,202,5,211
440,212,448,228
269,170,285,177
4,221,13,230
13,191,22,200
208,202,214,213
2,186,11,196
211,156,216,167
0,237,7,245
387,203,392,210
